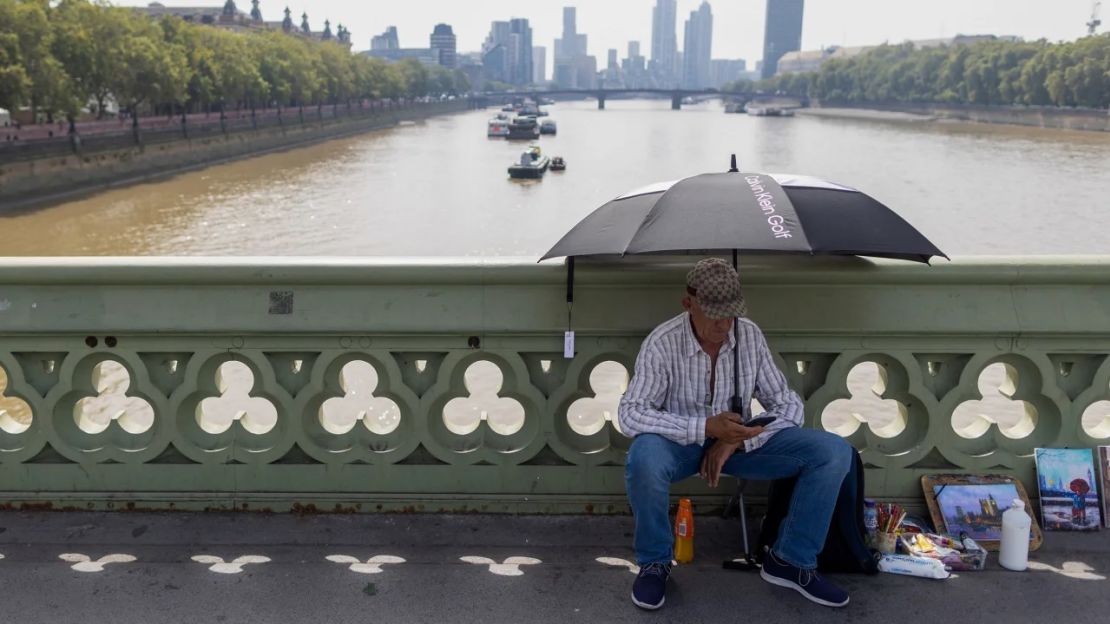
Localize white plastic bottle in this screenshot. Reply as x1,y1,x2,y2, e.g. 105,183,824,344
999,499,1031,571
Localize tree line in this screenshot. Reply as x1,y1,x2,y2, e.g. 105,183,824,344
0,0,471,124
725,34,1110,109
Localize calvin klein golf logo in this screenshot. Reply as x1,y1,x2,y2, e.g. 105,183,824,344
745,175,794,239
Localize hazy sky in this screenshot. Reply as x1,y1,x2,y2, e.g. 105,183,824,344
121,1,1096,73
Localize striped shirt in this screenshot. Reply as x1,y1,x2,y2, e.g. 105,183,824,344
617,312,803,452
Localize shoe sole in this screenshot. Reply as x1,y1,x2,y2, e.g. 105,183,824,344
760,568,849,608
630,591,665,610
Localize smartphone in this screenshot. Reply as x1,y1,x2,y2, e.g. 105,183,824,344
744,415,777,428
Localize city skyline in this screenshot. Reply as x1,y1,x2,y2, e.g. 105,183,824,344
113,0,1100,65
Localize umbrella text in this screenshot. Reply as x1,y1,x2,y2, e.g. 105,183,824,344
745,175,794,240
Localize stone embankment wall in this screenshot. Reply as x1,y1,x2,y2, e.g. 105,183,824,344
0,101,469,211
813,101,1110,132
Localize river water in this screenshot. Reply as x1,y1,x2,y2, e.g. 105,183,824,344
2,100,1109,441
3,99,1110,256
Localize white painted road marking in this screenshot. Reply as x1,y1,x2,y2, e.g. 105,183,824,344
459,555,542,576
191,555,271,574
326,554,406,574
59,553,136,572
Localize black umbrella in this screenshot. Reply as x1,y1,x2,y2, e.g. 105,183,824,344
541,154,946,411
541,155,946,262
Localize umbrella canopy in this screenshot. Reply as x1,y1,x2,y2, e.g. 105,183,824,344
541,170,946,263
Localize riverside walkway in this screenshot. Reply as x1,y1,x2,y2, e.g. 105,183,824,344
1,511,1106,623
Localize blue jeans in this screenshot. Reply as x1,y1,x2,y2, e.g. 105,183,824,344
624,428,853,569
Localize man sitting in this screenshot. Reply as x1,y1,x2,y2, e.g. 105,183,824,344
618,258,853,609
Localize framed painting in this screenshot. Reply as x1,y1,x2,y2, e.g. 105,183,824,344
1035,448,1102,531
921,474,1043,552
1101,447,1110,529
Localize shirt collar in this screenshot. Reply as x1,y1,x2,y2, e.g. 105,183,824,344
682,312,737,358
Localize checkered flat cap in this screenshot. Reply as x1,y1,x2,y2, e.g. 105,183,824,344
686,258,748,319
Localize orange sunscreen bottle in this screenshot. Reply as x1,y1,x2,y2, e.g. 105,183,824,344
674,498,695,563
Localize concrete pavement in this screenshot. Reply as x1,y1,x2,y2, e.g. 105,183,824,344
0,510,1106,623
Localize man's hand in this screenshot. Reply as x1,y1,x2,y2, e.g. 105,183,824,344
704,412,764,445
700,441,740,487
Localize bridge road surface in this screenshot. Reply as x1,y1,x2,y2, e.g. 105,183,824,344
0,511,1106,623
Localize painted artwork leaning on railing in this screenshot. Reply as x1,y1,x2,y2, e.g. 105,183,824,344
0,257,1107,513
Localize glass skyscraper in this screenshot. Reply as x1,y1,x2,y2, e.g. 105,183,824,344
762,0,804,79
682,1,713,89
651,0,678,87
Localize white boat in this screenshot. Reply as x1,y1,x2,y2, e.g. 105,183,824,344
746,105,795,117
487,118,509,137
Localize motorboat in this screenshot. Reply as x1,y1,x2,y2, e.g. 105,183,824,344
487,118,510,137
724,102,744,114
746,104,794,117
549,156,566,171
507,144,550,179
539,119,557,135
506,116,540,140
519,99,548,117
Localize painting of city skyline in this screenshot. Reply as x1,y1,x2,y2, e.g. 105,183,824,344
1035,448,1102,531
933,483,1022,541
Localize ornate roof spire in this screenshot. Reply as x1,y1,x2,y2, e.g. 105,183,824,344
301,12,310,34
322,19,333,40
250,0,262,21
281,6,292,32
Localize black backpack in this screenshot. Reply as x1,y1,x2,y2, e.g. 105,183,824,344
756,448,880,574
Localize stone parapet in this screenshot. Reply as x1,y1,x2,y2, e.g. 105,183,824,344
0,256,1106,512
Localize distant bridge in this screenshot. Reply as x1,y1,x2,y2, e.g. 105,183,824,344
474,88,754,110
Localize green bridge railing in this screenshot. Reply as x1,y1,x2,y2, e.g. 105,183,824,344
0,256,1107,513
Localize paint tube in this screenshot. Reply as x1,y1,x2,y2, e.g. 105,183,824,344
961,535,983,553
878,554,951,579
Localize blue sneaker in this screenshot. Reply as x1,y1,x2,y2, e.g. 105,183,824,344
631,562,671,610
760,551,849,608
